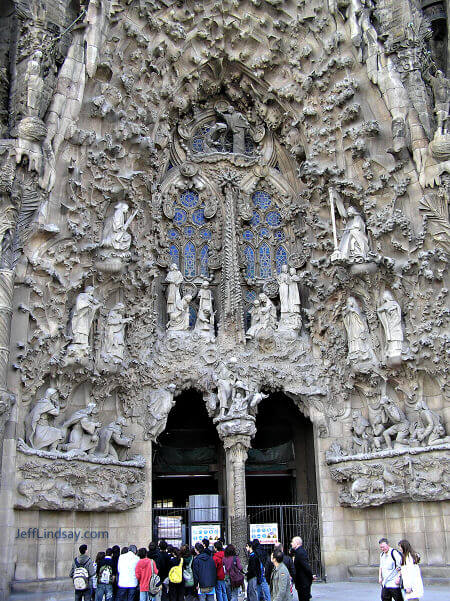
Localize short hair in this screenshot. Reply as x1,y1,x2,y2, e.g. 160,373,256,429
129,544,137,554
273,549,284,564
79,544,87,554
202,538,210,548
214,541,223,551
379,538,389,545
138,548,147,559
159,540,168,551
105,548,113,556
252,539,260,547
291,536,302,547
224,544,236,557
121,547,128,554
148,542,157,552
195,542,205,554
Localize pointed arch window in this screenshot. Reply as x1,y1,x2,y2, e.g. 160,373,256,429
184,242,196,278
244,246,255,278
259,243,271,279
200,245,209,277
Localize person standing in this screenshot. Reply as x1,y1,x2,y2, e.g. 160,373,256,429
135,547,158,601
245,542,261,601
180,545,195,601
192,541,217,601
168,547,184,601
223,544,244,601
290,537,313,601
265,544,295,586
378,538,403,601
251,539,270,601
117,545,140,601
269,550,291,601
70,544,96,601
398,540,424,601
96,548,115,601
213,541,227,601
158,540,171,601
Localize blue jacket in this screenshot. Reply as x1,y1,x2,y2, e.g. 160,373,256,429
192,552,217,588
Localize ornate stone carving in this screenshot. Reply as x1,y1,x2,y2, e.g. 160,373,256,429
377,291,404,365
143,384,177,441
343,297,377,372
59,403,101,455
194,280,215,339
96,202,136,273
101,303,131,367
277,265,302,332
95,417,135,461
65,287,101,366
24,388,64,451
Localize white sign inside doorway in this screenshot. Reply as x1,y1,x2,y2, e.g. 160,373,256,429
250,523,279,545
191,524,221,546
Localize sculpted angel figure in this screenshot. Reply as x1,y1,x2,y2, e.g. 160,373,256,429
101,202,136,252
216,105,250,154
343,297,376,366
24,388,65,451
377,291,403,362
338,206,370,262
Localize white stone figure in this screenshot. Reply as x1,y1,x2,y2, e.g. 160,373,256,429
335,207,370,263
216,358,239,418
277,266,302,331
412,399,449,447
69,287,101,350
227,381,252,417
95,417,134,461
377,291,403,364
146,384,177,440
167,294,192,331
379,396,410,449
246,299,262,339
277,264,290,314
194,280,215,337
343,297,376,367
101,202,136,252
427,70,449,135
165,263,184,316
24,388,65,451
102,303,131,364
216,106,250,154
25,51,44,117
258,293,277,330
350,409,372,454
60,402,101,455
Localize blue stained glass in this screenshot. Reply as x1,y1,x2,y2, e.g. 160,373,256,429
274,230,285,241
169,244,179,267
260,227,269,238
244,246,255,278
276,246,288,274
245,290,257,302
245,310,252,330
192,209,205,225
200,229,211,239
184,242,196,277
200,245,209,277
259,243,272,279
174,209,187,225
181,191,198,208
184,226,194,237
243,230,254,241
266,211,281,227
168,229,178,239
192,138,204,152
189,307,197,328
252,190,272,210
250,211,260,226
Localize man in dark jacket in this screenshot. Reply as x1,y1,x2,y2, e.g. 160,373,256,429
69,544,96,601
290,537,313,601
158,540,171,601
148,541,162,571
192,542,217,601
96,547,116,601
245,542,261,601
265,543,295,583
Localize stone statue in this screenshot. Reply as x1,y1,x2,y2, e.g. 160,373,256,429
343,297,377,368
377,291,403,364
68,287,101,350
227,380,252,417
101,303,132,364
194,280,215,337
379,395,410,449
277,265,302,331
258,293,277,330
412,399,449,447
216,358,239,418
101,202,136,252
335,207,370,263
246,299,262,339
145,384,177,440
24,388,65,451
167,294,192,331
59,402,101,455
95,417,134,461
216,106,250,154
165,263,184,316
427,70,449,135
25,51,44,117
350,409,372,454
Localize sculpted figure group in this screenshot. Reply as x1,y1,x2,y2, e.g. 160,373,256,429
24,388,135,462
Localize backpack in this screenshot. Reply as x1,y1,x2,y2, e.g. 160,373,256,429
149,561,161,596
228,556,244,588
183,558,194,587
99,563,113,585
169,558,183,584
73,558,89,591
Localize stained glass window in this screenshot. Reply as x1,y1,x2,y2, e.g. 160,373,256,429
192,209,205,225
244,246,255,278
260,227,269,238
266,211,281,227
276,246,288,273
181,191,198,208
274,230,285,241
250,211,260,226
253,190,272,210
184,226,194,237
245,290,257,302
189,307,197,328
200,229,211,239
173,209,187,225
184,242,196,278
243,230,254,241
259,243,271,279
168,229,178,239
169,245,179,267
200,245,209,277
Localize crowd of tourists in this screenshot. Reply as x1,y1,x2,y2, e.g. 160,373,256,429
69,536,313,601
69,535,424,601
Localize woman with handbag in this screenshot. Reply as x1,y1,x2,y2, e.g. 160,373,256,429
397,540,424,601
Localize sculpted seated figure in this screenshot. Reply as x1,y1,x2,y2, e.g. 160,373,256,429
59,402,101,455
25,388,65,451
95,417,134,461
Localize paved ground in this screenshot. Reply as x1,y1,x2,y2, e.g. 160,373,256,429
11,582,448,601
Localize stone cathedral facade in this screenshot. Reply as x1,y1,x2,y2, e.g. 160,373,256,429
0,0,449,597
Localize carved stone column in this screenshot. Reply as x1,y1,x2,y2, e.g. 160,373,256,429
0,270,14,396
223,434,251,557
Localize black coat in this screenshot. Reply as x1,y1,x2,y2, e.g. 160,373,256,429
246,552,262,582
192,552,217,588
158,550,171,582
148,548,162,571
292,547,313,589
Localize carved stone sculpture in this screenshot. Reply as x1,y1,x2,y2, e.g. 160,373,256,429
24,388,64,451
412,399,449,446
65,287,101,364
25,51,44,118
97,202,136,272
194,280,215,338
144,384,177,441
343,297,377,370
258,293,277,330
101,303,131,365
428,70,449,135
333,207,370,264
350,409,372,454
379,395,410,449
59,402,101,455
95,417,134,461
165,263,183,312
377,291,404,364
246,299,262,339
277,265,302,332
167,294,192,331
216,106,250,154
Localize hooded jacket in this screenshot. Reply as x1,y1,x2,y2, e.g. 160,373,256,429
213,550,225,580
69,553,96,584
192,552,217,588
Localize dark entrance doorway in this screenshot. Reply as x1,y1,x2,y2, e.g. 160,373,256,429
246,392,317,505
152,389,224,507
